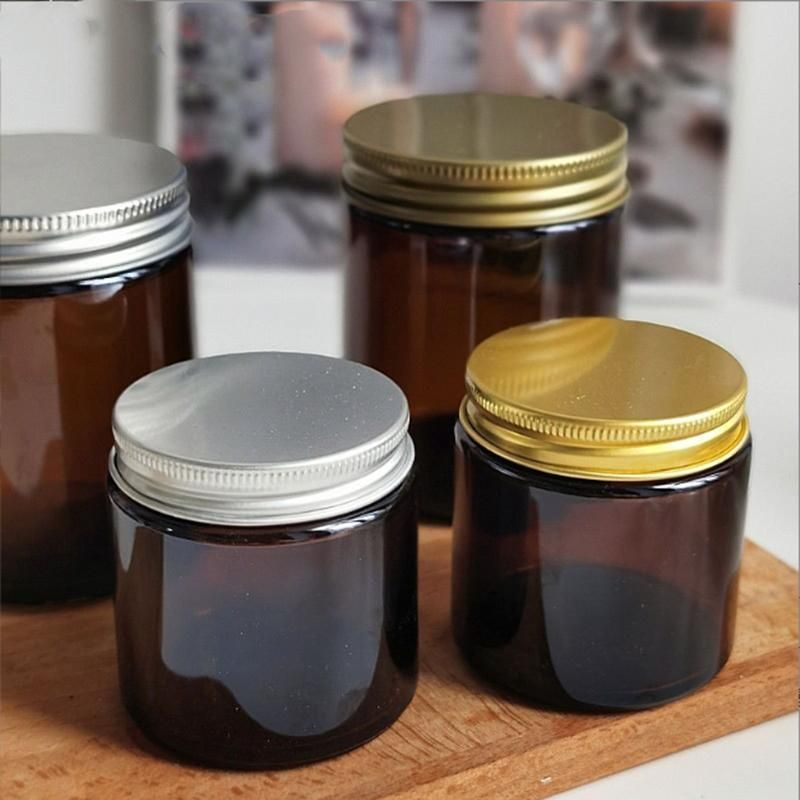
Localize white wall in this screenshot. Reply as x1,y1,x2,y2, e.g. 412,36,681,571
0,0,156,142
722,1,799,304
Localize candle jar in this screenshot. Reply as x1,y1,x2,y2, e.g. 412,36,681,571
1,134,194,603
452,318,751,711
343,94,628,521
108,352,417,768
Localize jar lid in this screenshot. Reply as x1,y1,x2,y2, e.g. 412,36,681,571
110,352,415,526
461,318,749,481
0,134,192,286
342,93,629,229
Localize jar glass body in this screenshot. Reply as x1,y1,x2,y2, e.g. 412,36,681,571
108,473,418,769
344,207,622,521
452,422,752,711
1,250,194,603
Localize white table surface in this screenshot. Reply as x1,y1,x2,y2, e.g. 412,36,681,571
194,264,798,799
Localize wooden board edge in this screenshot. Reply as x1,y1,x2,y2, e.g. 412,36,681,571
378,647,798,800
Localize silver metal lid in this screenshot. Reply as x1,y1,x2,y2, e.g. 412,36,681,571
110,352,415,527
0,133,192,286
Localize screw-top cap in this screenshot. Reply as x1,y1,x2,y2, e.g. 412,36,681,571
1,134,191,286
110,352,415,526
343,93,629,228
461,318,749,481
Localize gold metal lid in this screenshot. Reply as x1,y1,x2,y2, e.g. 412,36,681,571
461,318,749,481
342,93,629,228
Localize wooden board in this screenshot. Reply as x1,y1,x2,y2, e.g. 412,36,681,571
1,529,797,800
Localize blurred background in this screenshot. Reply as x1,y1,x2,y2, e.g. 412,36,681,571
1,0,797,303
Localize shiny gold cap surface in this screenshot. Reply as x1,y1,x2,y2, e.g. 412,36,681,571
461,318,749,481
342,93,629,228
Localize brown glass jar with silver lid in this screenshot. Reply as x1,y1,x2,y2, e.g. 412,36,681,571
0,134,194,603
342,93,628,521
108,352,417,768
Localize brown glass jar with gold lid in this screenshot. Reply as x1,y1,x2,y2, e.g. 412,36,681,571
452,318,752,710
0,134,194,603
342,93,628,521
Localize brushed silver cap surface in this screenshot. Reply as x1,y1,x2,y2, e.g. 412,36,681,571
110,352,415,526
1,133,192,285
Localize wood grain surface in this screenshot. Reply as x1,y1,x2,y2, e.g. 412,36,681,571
1,529,797,800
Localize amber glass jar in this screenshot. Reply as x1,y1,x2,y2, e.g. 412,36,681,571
452,319,751,711
108,353,417,768
343,94,628,520
0,134,194,603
